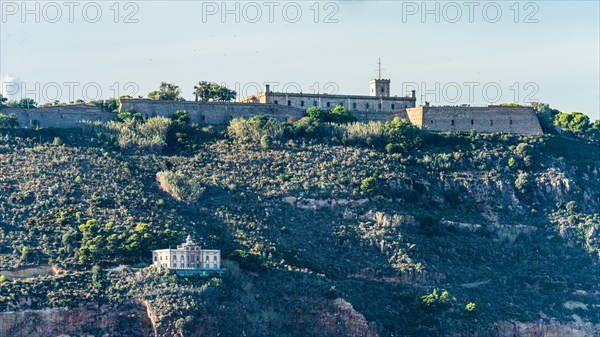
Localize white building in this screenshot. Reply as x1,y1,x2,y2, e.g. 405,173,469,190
152,236,221,271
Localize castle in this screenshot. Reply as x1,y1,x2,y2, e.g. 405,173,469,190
152,235,222,274
1,76,543,135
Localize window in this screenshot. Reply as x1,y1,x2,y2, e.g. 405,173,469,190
471,120,474,125
352,102,357,109
381,88,384,93
451,120,455,126
326,102,331,108
274,100,278,105
214,256,218,261
378,103,382,109
287,100,291,106
313,101,318,106
431,120,434,124
339,102,343,106
173,263,177,268
206,256,209,261
391,104,395,110
366,103,369,109
173,255,176,260
510,119,513,125
200,115,206,121
490,120,494,126
154,256,157,261
300,101,305,107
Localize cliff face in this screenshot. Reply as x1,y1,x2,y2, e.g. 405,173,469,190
0,302,154,337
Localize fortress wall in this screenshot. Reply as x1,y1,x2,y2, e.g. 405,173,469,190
406,106,543,135
263,92,416,113
2,105,115,128
119,99,306,124
2,100,543,136
354,110,409,123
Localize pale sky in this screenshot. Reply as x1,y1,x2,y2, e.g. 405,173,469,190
1,1,599,120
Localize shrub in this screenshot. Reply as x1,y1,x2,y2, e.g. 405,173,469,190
289,117,343,139
228,249,264,272
117,110,145,123
465,302,476,312
421,288,450,310
0,113,19,128
52,137,63,146
20,246,30,261
514,172,531,194
360,177,378,194
171,110,190,126
228,116,284,143
81,116,172,154
156,171,205,204
384,117,423,150
326,105,356,124
566,201,578,213
305,106,325,121
385,143,402,154
342,122,386,146
260,135,273,149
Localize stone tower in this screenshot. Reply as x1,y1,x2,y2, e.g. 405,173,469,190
370,58,390,97
369,79,391,97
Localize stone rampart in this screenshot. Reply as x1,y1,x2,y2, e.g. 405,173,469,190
119,99,306,124
2,105,114,128
406,106,543,135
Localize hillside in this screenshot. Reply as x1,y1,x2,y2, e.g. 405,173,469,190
0,120,599,336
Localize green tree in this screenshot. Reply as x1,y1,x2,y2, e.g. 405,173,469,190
532,102,561,134
326,105,355,123
228,249,264,272
7,98,37,109
360,177,378,194
0,113,19,128
91,98,119,113
514,172,531,194
117,110,146,123
193,81,236,102
587,120,600,145
421,288,451,310
305,106,325,121
148,82,183,101
555,112,591,135
384,117,423,150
